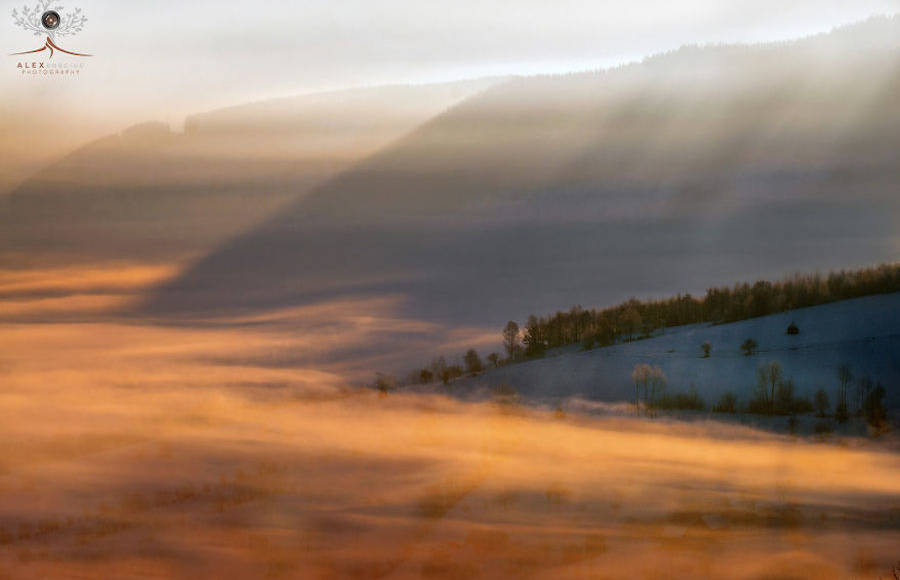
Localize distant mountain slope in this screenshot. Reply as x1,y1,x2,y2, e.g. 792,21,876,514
0,79,501,266
142,16,900,329
183,79,504,160
447,292,900,410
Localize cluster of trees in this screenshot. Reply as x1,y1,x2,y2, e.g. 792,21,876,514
631,364,667,409
712,392,737,413
629,364,706,413
386,264,897,407
744,362,812,415
515,263,899,357
654,389,705,412
709,361,887,430
624,359,889,433
403,320,520,387
828,364,887,426
402,348,499,387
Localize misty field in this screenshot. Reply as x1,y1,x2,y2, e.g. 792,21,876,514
1,266,898,579
3,6,900,579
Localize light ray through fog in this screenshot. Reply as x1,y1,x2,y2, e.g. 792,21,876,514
2,1,899,192
1,4,898,576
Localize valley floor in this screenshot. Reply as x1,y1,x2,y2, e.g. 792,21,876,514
1,382,899,579
1,264,898,579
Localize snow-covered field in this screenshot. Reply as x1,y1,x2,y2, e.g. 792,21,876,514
451,293,900,410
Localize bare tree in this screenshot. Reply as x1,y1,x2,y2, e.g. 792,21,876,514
835,364,853,422
713,392,738,413
756,361,782,413
463,349,483,375
502,321,520,360
622,307,642,340
648,365,667,407
631,363,666,411
814,388,830,417
429,356,447,380
631,363,650,410
855,375,873,416
523,315,547,358
775,378,795,414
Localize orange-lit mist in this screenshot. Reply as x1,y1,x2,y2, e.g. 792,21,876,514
0,263,898,579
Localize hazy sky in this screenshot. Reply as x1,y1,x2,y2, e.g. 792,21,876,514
2,0,899,189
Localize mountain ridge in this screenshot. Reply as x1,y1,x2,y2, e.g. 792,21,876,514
0,78,502,266
139,16,900,337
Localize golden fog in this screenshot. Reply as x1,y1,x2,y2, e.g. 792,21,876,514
0,263,898,579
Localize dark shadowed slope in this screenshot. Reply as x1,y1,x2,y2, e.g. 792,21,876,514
0,79,501,267
141,18,900,331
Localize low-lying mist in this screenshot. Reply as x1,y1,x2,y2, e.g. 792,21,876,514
1,264,898,579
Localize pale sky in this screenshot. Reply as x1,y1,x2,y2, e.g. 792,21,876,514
2,0,899,185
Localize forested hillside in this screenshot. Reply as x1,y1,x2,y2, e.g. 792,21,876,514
143,17,900,338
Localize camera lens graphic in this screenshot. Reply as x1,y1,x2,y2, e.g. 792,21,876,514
41,10,61,30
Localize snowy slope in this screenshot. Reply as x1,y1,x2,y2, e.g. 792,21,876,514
452,292,900,409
